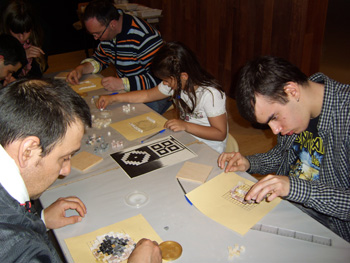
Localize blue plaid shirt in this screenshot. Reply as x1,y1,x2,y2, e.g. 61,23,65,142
247,73,350,242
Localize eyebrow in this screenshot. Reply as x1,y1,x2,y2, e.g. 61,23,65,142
63,148,80,158
264,114,275,125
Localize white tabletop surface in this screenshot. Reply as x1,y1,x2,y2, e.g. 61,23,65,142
39,87,350,263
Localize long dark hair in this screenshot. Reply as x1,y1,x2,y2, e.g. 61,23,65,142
152,41,223,114
0,0,47,72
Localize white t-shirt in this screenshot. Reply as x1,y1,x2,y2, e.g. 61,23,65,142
158,82,227,153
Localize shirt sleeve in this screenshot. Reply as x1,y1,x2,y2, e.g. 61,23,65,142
157,81,174,96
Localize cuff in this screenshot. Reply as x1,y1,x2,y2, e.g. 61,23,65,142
41,209,49,229
122,78,130,92
81,58,101,74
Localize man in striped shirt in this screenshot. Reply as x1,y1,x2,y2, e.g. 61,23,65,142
67,0,171,114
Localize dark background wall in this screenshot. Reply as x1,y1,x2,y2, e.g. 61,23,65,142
0,0,94,55
133,0,329,96
4,0,348,94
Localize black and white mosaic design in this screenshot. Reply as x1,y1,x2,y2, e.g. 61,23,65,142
111,136,196,178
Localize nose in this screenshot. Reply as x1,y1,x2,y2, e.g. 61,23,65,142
18,34,25,41
269,122,282,135
59,161,71,177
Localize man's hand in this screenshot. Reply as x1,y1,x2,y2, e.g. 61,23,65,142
66,67,84,85
101,77,125,91
217,151,250,173
128,239,162,263
245,175,290,203
43,196,87,229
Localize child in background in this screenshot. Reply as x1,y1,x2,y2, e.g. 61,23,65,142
0,0,48,80
97,41,228,153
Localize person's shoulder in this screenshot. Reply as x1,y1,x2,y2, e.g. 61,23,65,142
199,86,225,96
128,15,160,36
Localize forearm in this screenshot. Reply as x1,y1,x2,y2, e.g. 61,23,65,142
78,62,95,75
185,122,227,141
110,90,153,104
287,176,350,220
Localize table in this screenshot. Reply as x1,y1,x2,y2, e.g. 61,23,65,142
40,85,350,262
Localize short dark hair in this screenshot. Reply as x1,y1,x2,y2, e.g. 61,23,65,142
83,0,120,26
0,34,27,67
235,56,308,123
0,79,91,156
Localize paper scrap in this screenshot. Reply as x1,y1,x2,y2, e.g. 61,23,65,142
71,151,103,171
176,161,212,183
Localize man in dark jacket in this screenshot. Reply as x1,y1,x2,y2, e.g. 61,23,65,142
0,78,162,262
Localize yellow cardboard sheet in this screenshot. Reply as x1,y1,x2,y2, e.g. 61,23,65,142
186,172,281,236
65,214,162,263
70,77,104,93
71,151,103,171
110,111,167,141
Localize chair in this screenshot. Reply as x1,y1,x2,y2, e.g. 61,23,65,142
225,133,239,152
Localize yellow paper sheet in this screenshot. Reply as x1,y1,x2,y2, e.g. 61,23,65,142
176,161,212,183
70,77,104,93
110,112,167,141
65,214,162,263
186,172,281,236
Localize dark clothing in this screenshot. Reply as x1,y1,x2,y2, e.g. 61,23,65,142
0,184,61,262
247,73,350,242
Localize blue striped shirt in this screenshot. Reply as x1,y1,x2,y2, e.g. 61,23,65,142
85,11,163,91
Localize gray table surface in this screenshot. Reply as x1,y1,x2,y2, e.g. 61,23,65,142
40,86,350,263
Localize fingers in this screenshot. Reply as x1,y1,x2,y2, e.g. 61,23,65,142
164,119,185,132
217,152,234,169
96,96,107,110
26,45,45,58
128,238,162,263
101,77,124,91
58,196,87,216
44,196,87,229
62,215,83,226
66,71,80,85
245,175,290,203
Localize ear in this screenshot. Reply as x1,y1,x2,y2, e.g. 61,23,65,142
283,82,300,101
110,19,118,29
17,136,41,168
0,55,4,61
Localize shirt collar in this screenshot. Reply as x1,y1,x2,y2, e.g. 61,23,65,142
0,145,30,203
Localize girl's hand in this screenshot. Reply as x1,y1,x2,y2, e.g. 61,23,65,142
25,45,45,59
96,95,114,110
164,119,187,132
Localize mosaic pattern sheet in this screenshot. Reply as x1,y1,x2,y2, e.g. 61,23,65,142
110,111,167,141
111,136,197,178
65,214,162,263
186,172,281,236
